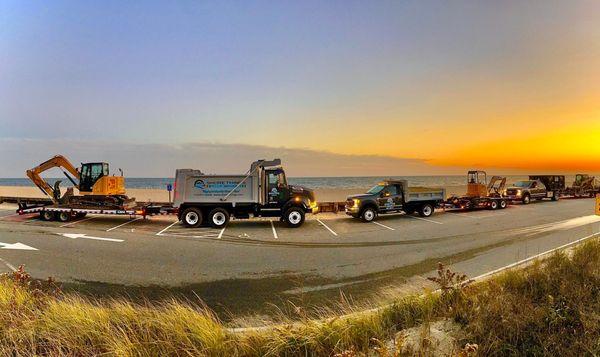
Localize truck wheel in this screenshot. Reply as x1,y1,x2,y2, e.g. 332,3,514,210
419,204,435,217
40,210,55,221
284,207,305,228
522,194,531,205
361,207,377,222
489,200,499,210
499,200,507,209
56,211,71,222
208,208,230,229
181,207,203,228
551,192,560,201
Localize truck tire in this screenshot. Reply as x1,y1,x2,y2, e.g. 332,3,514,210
40,210,55,221
522,194,531,205
489,200,499,210
361,206,377,222
56,211,71,222
208,208,230,229
284,207,305,228
551,192,560,201
499,200,507,209
419,203,435,217
181,207,203,228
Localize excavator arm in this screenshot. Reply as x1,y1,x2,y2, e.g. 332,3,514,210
26,155,80,203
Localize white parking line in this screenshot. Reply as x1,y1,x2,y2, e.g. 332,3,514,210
218,227,225,239
372,221,395,230
0,258,16,272
156,221,179,236
317,219,338,236
270,220,278,239
407,215,443,224
59,216,96,228
106,217,142,232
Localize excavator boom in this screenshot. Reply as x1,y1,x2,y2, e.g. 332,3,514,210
26,155,80,203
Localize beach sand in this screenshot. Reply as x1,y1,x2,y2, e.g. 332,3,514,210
0,185,467,203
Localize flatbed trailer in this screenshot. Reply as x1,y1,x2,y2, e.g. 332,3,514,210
8,197,177,222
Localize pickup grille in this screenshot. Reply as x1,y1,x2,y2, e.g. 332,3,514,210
506,189,518,195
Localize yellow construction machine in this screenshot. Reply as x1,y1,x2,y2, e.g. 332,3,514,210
26,155,132,208
447,170,508,210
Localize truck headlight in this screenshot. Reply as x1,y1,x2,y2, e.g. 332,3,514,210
353,198,360,207
516,189,522,196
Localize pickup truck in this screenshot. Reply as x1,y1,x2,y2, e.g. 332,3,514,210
505,177,561,204
345,180,445,222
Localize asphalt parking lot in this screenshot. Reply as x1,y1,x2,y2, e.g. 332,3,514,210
1,198,599,315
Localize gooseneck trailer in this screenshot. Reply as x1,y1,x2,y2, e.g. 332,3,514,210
173,159,318,228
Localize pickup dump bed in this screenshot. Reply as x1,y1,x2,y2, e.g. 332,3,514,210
406,187,446,202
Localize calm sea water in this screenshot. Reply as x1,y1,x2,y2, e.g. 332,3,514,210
0,175,577,190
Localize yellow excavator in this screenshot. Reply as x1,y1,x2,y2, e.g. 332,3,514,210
26,155,133,208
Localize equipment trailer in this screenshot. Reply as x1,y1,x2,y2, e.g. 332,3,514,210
445,171,508,210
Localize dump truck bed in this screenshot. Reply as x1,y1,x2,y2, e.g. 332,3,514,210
405,187,446,202
173,169,261,206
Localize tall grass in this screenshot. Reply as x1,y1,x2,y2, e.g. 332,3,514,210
1,239,600,355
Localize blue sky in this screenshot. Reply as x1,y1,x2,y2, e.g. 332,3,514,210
1,1,598,176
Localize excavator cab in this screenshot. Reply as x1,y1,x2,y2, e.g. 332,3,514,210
466,171,488,197
79,163,109,193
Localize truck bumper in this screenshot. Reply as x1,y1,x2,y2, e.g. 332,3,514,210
506,195,522,201
344,205,360,217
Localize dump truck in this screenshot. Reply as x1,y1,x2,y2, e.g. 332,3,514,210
173,159,318,228
344,180,445,222
564,174,599,198
445,171,508,210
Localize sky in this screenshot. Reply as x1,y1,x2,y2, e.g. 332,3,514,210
1,0,599,177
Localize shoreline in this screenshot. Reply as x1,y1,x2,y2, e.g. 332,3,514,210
0,185,468,203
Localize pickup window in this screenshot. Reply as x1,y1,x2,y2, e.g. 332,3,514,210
367,185,385,195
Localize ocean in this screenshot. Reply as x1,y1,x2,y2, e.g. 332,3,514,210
0,175,577,190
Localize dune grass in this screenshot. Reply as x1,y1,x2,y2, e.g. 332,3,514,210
2,239,600,356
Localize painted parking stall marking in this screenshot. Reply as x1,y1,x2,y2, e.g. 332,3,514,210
106,217,143,232
59,216,97,227
270,220,278,239
372,221,395,230
317,219,338,236
156,221,179,236
407,215,444,224
0,241,38,250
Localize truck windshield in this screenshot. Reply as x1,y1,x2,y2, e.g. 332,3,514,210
367,185,385,194
513,181,532,188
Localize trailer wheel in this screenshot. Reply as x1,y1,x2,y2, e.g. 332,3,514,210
419,203,435,217
284,207,305,228
208,208,230,229
489,200,499,210
181,207,203,228
57,211,71,222
40,210,55,221
499,200,507,209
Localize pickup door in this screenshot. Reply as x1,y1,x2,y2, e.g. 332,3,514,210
377,184,404,212
530,181,547,199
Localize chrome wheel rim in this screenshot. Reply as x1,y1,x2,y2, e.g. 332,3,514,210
185,212,199,225
364,210,375,221
213,212,226,226
288,211,302,225
423,206,432,216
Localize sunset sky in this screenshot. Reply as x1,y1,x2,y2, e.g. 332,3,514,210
1,0,599,176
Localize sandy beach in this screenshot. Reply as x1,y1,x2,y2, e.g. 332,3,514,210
0,185,467,203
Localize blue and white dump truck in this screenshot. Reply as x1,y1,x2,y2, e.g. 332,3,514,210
172,159,318,228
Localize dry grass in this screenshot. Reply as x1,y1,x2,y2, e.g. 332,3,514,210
2,239,600,356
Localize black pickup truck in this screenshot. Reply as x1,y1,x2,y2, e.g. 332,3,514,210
505,175,564,204
345,180,445,222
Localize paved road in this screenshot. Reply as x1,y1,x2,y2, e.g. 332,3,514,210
0,199,599,316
